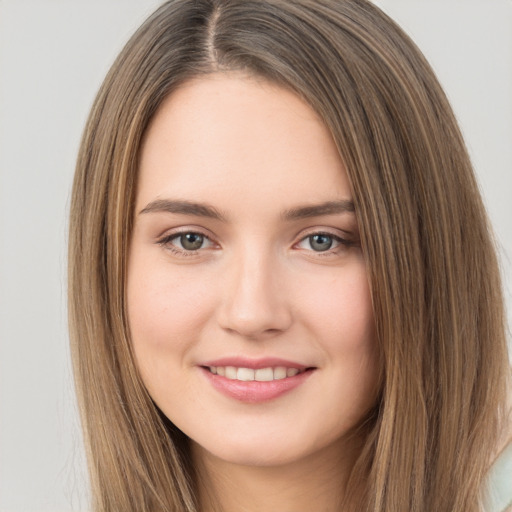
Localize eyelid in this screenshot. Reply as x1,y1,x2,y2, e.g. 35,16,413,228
294,226,355,242
155,223,213,240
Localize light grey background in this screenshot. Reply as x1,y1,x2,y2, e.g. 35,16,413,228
0,1,510,511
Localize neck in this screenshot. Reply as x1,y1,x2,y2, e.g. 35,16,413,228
192,436,364,512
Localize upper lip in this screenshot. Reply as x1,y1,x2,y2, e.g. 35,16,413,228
200,357,312,370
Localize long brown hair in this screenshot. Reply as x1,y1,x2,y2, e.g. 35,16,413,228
68,1,510,511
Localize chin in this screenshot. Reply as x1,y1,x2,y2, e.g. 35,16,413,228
197,441,309,468
189,423,346,469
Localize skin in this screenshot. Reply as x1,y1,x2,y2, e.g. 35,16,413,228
127,73,379,511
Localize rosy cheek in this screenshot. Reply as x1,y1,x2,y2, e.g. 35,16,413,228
127,259,214,355
299,264,374,348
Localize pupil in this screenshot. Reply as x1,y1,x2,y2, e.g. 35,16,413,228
310,234,332,251
181,233,203,250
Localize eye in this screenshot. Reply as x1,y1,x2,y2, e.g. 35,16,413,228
177,232,207,251
307,234,335,252
296,232,351,253
158,231,214,253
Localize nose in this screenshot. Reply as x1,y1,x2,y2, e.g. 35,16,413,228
217,249,293,340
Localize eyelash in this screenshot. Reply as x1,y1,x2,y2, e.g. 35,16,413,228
295,231,354,256
157,229,214,257
156,230,355,257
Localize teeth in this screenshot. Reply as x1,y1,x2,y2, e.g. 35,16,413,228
225,366,237,380
274,366,287,379
255,367,273,381
237,367,255,381
207,365,305,381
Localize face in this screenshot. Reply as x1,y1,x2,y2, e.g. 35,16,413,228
127,74,378,468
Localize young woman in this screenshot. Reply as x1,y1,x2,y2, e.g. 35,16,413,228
68,1,511,511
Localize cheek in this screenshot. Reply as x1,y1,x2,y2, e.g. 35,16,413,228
298,261,375,351
126,253,215,372
296,260,379,412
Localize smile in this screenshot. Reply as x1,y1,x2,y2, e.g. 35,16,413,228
206,366,304,381
199,360,316,403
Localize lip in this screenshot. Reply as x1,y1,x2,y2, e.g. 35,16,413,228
198,357,316,403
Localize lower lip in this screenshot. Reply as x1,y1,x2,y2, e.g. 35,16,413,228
200,367,315,403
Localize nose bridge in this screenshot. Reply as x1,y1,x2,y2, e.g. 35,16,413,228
218,242,291,338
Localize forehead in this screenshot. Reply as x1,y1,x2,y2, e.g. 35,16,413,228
137,73,352,212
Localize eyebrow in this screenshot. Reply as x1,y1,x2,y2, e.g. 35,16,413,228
139,199,227,221
282,200,355,220
139,198,355,222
